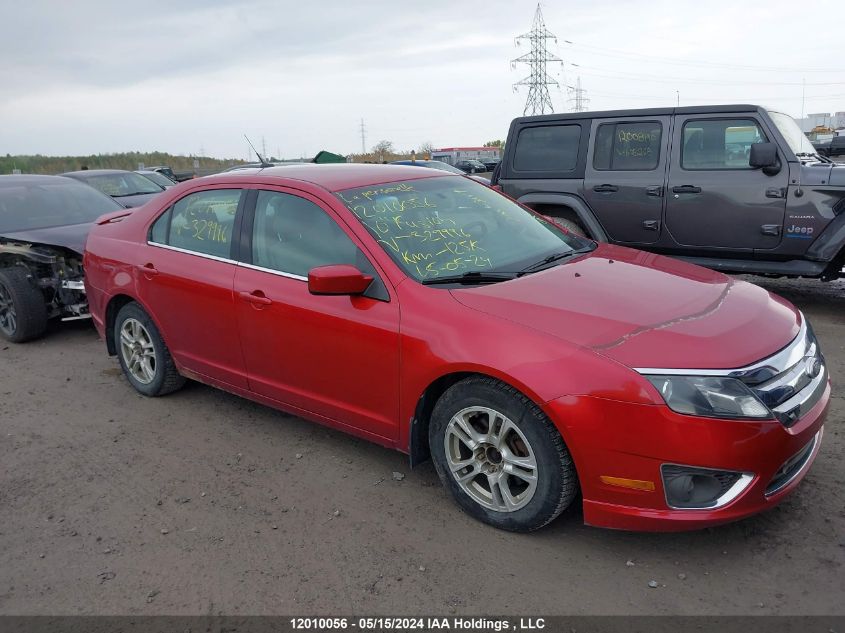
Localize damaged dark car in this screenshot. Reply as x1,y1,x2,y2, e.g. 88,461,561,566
0,175,125,342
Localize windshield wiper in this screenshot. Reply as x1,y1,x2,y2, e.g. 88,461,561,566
795,152,833,164
421,271,517,285
519,248,592,274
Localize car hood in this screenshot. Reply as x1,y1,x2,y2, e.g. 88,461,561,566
450,244,801,370
0,222,92,256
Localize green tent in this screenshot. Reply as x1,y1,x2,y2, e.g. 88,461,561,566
312,150,347,164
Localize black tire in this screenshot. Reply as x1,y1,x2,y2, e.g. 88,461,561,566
114,302,185,396
429,376,579,532
0,267,48,343
547,216,587,237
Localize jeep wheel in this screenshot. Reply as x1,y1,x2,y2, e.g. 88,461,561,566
0,267,48,343
429,376,579,532
115,302,185,396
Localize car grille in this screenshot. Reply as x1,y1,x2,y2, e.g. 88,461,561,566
765,431,820,496
733,320,827,427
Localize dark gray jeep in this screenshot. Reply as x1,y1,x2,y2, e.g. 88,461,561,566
493,104,845,281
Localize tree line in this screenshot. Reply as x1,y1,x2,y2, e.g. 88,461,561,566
0,152,245,175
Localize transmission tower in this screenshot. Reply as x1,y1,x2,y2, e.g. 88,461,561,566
359,119,367,154
567,77,590,112
511,4,562,116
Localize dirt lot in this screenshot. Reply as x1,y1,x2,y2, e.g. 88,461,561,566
0,276,843,616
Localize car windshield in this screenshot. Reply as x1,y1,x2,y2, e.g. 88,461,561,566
768,110,817,156
83,172,163,197
336,176,592,282
0,179,123,233
137,171,173,188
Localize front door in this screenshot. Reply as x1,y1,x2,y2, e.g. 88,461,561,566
665,115,788,251
233,188,401,441
584,116,670,244
140,187,248,388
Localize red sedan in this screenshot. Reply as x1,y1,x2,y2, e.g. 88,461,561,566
83,164,830,532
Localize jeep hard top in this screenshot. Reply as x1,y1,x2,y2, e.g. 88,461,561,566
493,104,845,280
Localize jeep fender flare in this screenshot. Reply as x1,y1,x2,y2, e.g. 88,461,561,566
516,193,608,242
806,208,845,263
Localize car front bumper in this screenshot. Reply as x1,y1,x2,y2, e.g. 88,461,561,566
543,378,830,532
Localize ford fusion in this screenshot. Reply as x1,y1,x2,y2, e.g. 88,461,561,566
83,164,830,532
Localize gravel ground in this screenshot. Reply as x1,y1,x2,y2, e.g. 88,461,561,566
0,276,842,616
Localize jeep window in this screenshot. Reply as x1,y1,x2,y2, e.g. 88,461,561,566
336,176,591,281
768,110,817,156
0,179,123,233
149,189,241,259
682,119,766,170
513,125,580,172
594,121,662,170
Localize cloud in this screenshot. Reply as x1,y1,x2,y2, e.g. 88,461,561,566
0,0,842,159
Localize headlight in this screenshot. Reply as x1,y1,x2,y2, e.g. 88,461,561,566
645,375,772,420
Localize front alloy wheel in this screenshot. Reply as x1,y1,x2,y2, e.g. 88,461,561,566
444,406,538,512
430,376,579,532
0,281,16,337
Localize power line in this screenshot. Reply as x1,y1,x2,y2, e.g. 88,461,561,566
511,4,562,116
562,40,831,73
567,62,845,87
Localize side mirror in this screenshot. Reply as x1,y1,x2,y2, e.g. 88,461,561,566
308,264,373,296
749,142,779,173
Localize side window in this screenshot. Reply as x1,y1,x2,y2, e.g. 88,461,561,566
513,125,580,172
682,119,766,170
149,189,241,259
593,121,662,170
251,191,377,279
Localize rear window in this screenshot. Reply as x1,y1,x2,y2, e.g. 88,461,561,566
513,125,580,172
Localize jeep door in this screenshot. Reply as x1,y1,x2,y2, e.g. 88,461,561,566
584,116,670,244
665,115,787,251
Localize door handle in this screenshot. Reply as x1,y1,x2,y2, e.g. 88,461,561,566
137,263,158,278
766,187,786,199
672,185,702,194
238,291,272,306
593,184,619,193
642,220,660,231
646,186,664,197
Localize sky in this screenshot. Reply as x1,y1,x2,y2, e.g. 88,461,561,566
1,0,843,160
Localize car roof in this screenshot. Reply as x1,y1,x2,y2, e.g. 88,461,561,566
0,174,86,188
391,160,444,165
60,169,135,177
512,103,763,124
200,163,453,192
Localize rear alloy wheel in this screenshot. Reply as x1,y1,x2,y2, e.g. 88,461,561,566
0,267,48,343
430,376,579,532
115,302,185,396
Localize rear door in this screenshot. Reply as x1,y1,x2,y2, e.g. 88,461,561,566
584,116,670,244
665,115,788,251
140,186,248,388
